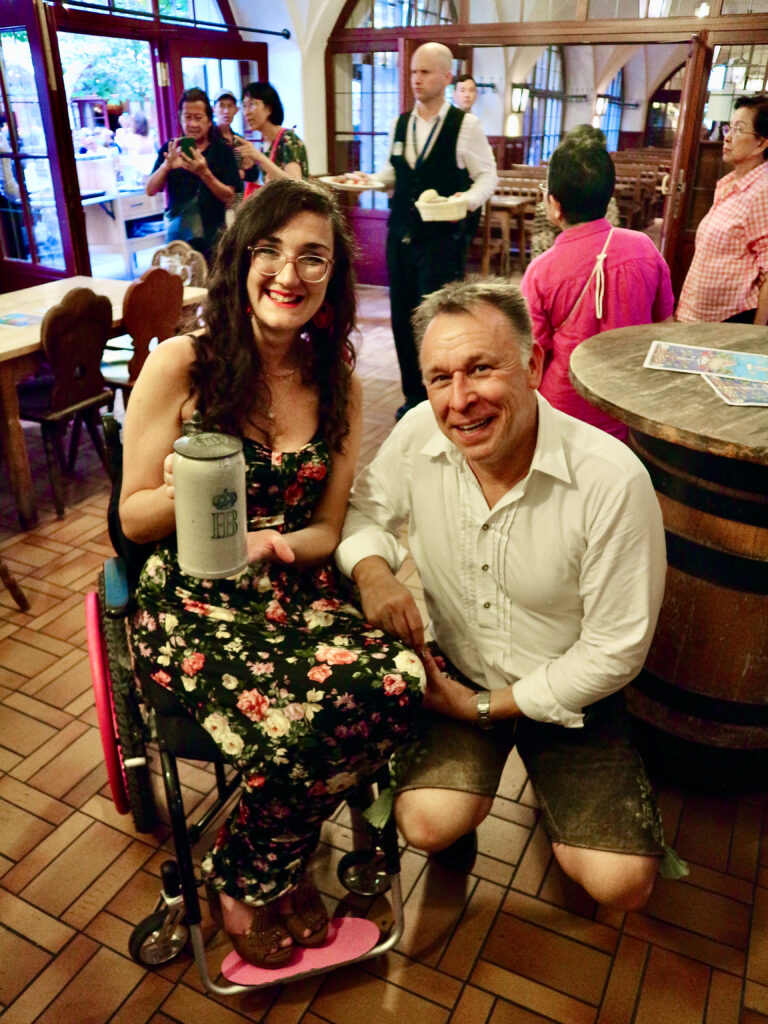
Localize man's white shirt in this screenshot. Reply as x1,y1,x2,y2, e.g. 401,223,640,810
336,393,667,728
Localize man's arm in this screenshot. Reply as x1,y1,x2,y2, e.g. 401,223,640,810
336,416,422,645
352,555,424,650
512,464,667,722
457,114,497,210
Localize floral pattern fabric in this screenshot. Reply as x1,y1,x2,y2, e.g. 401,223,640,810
130,436,425,904
265,128,309,179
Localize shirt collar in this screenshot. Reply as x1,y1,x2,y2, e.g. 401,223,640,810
412,99,450,125
718,162,768,194
552,217,611,246
420,391,572,487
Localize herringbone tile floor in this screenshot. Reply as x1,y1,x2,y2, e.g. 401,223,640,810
0,284,766,1024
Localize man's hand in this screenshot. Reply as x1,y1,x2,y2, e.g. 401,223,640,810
422,649,478,721
179,146,208,178
353,555,424,648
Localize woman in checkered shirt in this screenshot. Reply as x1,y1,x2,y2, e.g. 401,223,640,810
676,95,768,324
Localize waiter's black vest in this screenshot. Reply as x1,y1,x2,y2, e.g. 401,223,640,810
388,106,468,242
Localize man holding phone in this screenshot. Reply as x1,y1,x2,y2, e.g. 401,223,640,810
146,87,239,263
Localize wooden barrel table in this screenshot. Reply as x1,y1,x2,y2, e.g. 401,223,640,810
570,322,768,785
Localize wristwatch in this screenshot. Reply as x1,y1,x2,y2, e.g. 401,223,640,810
476,690,494,729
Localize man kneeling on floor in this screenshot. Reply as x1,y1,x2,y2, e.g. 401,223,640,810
336,277,669,911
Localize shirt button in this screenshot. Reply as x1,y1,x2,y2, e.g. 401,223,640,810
482,524,489,531
483,601,491,609
481,564,489,571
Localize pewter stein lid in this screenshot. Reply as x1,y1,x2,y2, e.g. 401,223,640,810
173,431,243,460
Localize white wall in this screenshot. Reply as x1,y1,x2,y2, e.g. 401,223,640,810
229,0,345,173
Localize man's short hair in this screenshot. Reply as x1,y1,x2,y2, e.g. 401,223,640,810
454,73,476,86
413,277,534,362
548,143,616,225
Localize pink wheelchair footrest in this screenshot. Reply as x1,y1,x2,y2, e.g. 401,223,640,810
220,916,380,984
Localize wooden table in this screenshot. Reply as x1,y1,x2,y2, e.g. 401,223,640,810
570,321,768,782
0,276,207,530
481,194,534,276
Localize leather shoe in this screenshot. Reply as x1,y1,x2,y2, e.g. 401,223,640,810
431,829,478,872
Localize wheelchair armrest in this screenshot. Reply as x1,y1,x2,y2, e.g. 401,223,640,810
104,556,130,618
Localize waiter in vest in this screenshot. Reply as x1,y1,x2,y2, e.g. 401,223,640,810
377,42,497,420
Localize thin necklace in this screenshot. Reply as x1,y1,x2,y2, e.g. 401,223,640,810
265,367,297,420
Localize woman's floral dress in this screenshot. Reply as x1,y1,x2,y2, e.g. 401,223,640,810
130,436,425,905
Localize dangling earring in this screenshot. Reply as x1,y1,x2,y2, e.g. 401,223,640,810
312,302,334,329
246,304,253,315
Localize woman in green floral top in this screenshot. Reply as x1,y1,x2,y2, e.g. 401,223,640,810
238,81,309,194
120,179,424,969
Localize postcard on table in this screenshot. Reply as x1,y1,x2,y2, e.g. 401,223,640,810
0,312,44,328
644,340,768,383
704,375,768,406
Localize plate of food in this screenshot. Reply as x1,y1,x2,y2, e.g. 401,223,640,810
319,172,386,191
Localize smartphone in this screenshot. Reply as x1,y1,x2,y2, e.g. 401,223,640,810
178,136,196,157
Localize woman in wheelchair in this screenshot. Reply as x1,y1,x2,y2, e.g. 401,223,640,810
119,177,425,969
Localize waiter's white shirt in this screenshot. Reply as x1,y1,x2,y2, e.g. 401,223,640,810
336,393,667,728
376,100,497,212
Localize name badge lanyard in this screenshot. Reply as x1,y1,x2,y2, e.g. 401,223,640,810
412,115,440,169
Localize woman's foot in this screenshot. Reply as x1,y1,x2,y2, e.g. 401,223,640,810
278,876,329,948
208,885,294,968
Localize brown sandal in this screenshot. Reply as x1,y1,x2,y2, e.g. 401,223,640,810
206,884,293,968
279,877,329,948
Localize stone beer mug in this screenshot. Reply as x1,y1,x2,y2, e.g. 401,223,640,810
172,430,248,578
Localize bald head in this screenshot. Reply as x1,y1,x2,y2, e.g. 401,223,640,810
410,43,454,114
413,42,453,73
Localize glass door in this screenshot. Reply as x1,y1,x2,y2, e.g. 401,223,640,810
167,38,268,130
0,0,84,290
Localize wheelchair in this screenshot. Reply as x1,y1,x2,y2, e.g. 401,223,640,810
85,414,405,993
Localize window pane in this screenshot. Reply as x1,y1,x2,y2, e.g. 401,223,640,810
25,158,64,268
524,0,580,20
468,0,525,16
333,50,397,209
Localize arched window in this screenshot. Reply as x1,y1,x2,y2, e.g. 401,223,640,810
523,45,564,165
599,69,623,151
345,0,458,29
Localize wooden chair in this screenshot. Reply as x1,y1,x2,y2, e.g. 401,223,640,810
0,556,29,611
102,266,184,407
150,239,207,287
17,288,114,518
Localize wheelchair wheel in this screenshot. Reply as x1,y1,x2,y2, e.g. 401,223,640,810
87,585,157,833
129,911,189,966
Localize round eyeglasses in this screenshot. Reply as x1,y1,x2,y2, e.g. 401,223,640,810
722,124,759,138
248,246,333,283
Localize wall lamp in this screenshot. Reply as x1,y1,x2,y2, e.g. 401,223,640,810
510,84,530,113
595,94,610,116
565,93,589,102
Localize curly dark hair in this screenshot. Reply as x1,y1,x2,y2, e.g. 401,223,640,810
191,177,358,451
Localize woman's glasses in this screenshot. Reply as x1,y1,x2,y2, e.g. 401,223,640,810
722,123,759,138
538,182,549,196
248,246,333,283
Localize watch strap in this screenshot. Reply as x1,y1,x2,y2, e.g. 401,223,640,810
476,690,493,729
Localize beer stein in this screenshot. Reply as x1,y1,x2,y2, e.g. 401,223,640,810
172,429,248,578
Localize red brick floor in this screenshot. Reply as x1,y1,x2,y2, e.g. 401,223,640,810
0,284,765,1023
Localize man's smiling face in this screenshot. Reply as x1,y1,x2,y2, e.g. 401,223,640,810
420,304,543,480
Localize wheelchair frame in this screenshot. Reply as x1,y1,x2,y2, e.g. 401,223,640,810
87,551,407,993
87,413,408,989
